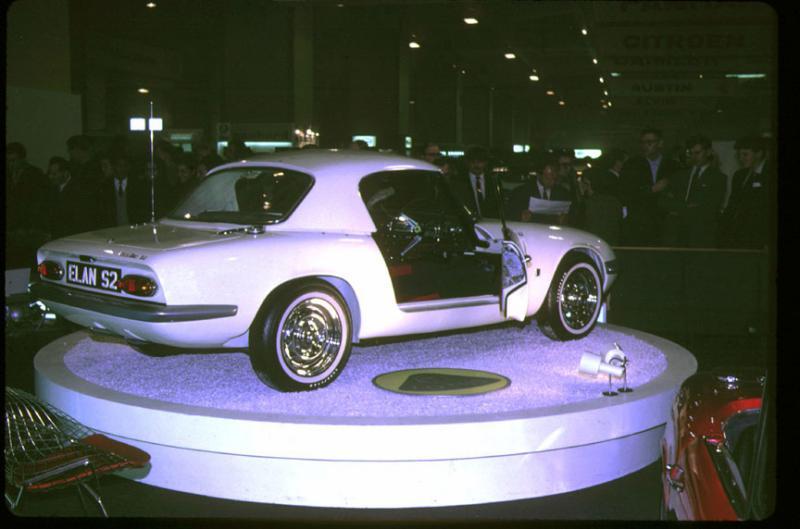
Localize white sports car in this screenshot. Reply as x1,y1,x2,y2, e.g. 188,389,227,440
32,150,617,391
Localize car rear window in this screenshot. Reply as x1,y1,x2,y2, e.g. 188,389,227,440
168,167,313,224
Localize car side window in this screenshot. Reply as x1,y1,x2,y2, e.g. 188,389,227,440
360,170,463,230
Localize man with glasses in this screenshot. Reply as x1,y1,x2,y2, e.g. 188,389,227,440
620,128,680,246
659,135,726,247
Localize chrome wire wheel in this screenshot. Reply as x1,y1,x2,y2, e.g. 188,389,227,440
557,263,601,334
277,293,345,380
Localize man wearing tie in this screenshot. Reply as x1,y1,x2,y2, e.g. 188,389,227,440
718,135,771,249
98,154,148,228
659,135,726,247
447,146,499,219
620,128,680,246
507,157,571,225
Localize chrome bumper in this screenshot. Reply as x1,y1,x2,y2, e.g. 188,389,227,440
29,281,238,323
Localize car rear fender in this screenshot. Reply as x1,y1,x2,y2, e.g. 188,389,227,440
249,275,362,345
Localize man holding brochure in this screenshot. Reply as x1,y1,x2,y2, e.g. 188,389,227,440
507,156,572,225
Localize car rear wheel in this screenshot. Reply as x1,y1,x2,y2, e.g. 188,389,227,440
249,281,352,391
539,254,602,340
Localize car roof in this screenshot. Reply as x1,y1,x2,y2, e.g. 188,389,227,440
209,150,442,234
211,149,437,180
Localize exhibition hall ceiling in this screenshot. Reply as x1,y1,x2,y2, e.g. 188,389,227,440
74,0,777,140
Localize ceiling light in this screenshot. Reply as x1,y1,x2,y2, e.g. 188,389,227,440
409,40,420,49
558,100,566,106
464,17,478,25
529,74,540,81
504,52,516,59
610,72,622,77
581,28,588,36
146,2,156,7
599,77,605,83
724,73,766,79
603,90,609,96
137,88,149,94
592,58,598,65
698,74,704,79
546,90,555,96
607,101,612,107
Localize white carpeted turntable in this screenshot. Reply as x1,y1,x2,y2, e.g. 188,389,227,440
34,322,696,508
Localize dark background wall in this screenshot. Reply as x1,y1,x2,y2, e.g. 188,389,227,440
7,0,777,168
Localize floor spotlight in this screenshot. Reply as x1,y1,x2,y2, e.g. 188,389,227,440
579,343,629,396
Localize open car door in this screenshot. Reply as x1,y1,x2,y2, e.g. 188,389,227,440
501,239,528,321
473,224,528,322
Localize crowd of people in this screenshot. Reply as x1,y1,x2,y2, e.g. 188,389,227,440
414,129,771,251
5,135,229,269
6,129,772,270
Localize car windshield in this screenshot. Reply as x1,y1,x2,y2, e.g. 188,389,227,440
167,167,313,224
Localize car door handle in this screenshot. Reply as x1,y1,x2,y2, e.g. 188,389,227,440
665,464,685,492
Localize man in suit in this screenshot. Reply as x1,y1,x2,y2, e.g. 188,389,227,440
6,142,51,268
446,146,501,219
507,156,571,225
659,135,726,248
583,148,628,245
47,156,95,240
96,154,149,229
718,135,771,249
620,128,681,246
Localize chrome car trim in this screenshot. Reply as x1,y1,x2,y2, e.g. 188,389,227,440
280,296,343,377
398,295,498,313
559,266,600,331
29,282,237,323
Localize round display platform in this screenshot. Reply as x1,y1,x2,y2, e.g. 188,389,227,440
34,323,696,508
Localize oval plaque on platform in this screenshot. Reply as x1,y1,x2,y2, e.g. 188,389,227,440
373,368,510,396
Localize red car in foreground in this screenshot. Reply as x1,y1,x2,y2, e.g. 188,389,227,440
660,368,774,520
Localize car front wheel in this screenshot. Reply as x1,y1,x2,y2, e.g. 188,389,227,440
539,254,602,340
249,281,353,391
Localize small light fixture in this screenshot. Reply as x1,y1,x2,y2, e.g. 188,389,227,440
409,40,421,49
581,28,588,36
137,87,149,94
546,90,555,96
558,100,566,106
129,117,146,131
146,2,156,8
529,74,540,82
579,344,630,396
504,52,516,59
599,76,605,84
724,73,766,79
603,90,609,96
610,72,622,77
699,74,704,79
464,17,478,25
607,101,612,107
592,58,598,65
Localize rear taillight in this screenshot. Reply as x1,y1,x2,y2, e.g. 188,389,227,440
37,261,64,280
116,275,158,297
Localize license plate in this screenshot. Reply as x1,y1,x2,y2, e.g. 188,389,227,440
66,261,122,292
